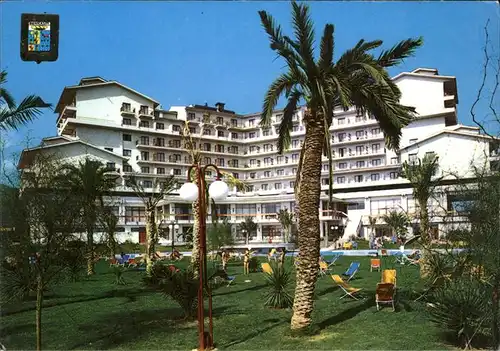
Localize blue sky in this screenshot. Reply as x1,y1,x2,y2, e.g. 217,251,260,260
1,1,499,157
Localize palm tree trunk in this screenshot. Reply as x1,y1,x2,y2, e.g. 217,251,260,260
107,230,116,259
36,274,43,351
191,199,201,279
291,116,324,331
419,206,431,278
145,209,157,275
86,224,95,276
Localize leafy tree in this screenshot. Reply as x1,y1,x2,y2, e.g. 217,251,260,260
98,206,119,259
0,70,51,131
58,158,117,275
258,1,421,330
382,211,410,240
125,175,178,275
207,218,234,253
238,217,257,244
277,208,295,243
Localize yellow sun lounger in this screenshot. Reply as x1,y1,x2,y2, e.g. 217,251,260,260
261,262,273,274
331,274,363,300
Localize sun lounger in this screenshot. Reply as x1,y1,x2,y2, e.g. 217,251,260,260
331,274,363,300
342,262,360,281
376,283,396,311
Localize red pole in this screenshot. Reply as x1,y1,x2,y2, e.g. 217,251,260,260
196,165,206,351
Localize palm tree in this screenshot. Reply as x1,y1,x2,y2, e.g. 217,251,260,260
125,175,178,275
238,217,257,244
277,208,295,243
401,153,440,243
98,207,119,259
401,153,440,277
0,70,51,131
382,211,410,241
258,1,422,330
58,158,117,275
367,215,377,243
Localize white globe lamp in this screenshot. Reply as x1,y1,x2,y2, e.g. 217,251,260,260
174,224,180,230
179,182,199,202
208,180,229,201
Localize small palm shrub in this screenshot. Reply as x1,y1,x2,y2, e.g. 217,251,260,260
427,277,491,349
112,266,126,285
143,264,199,320
264,262,293,309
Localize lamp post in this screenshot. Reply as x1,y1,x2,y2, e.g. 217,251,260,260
178,164,229,351
170,220,180,254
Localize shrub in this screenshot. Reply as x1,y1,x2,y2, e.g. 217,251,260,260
264,262,293,309
143,264,199,320
112,266,126,285
427,277,491,349
248,257,259,273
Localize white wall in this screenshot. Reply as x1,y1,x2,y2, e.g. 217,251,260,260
396,76,447,116
77,126,122,152
400,117,446,148
76,85,155,122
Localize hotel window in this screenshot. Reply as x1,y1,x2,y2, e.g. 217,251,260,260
338,162,347,169
354,175,364,183
391,157,399,165
122,102,131,111
155,153,165,162
409,138,418,144
249,119,255,126
275,114,283,123
372,159,382,166
172,125,181,132
216,158,225,167
250,159,257,166
157,168,165,175
292,154,299,162
425,151,436,159
409,153,418,164
263,129,271,136
292,125,299,132
263,144,272,152
390,172,398,179
276,156,283,164
139,121,150,128
372,144,380,153
292,140,300,148
217,117,224,124
123,133,132,142
123,164,132,172
173,169,182,175
371,128,381,136
156,123,164,130
203,129,211,135
355,130,364,139
141,166,150,174
140,136,149,145
122,118,132,125
231,132,238,139
189,127,196,134
140,151,149,161
356,146,364,155
262,184,268,191
289,181,295,188
188,112,196,120
275,183,282,190
217,130,225,137
143,180,153,188
337,176,346,184
338,148,346,157
249,172,256,179
125,207,145,222
338,133,346,142
104,147,113,152
203,157,211,165
338,118,346,125
264,171,271,177
323,164,329,171
277,169,284,176
216,145,225,153
233,173,239,179
292,168,297,174
247,185,254,192
230,160,239,168
321,178,329,185
247,132,255,139
356,160,365,168
370,173,380,181
106,162,116,170
155,138,165,147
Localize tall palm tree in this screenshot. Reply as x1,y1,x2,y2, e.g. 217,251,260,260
58,158,117,275
238,217,258,244
125,175,178,275
382,210,410,241
0,70,51,131
367,215,377,242
277,208,295,243
259,1,422,330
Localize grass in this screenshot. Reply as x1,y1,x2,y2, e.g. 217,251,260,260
1,256,454,350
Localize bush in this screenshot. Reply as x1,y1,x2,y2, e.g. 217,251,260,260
427,277,491,349
248,257,259,273
264,262,293,309
143,264,199,319
112,266,126,285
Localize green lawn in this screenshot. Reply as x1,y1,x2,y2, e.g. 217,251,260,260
1,256,454,350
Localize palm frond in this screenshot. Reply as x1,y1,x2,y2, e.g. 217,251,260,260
0,70,16,109
318,24,334,71
377,37,424,67
261,73,295,128
290,1,317,78
0,95,52,131
277,89,302,154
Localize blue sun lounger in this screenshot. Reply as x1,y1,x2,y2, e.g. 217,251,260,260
342,262,360,281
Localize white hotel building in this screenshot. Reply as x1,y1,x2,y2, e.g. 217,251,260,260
18,68,500,247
